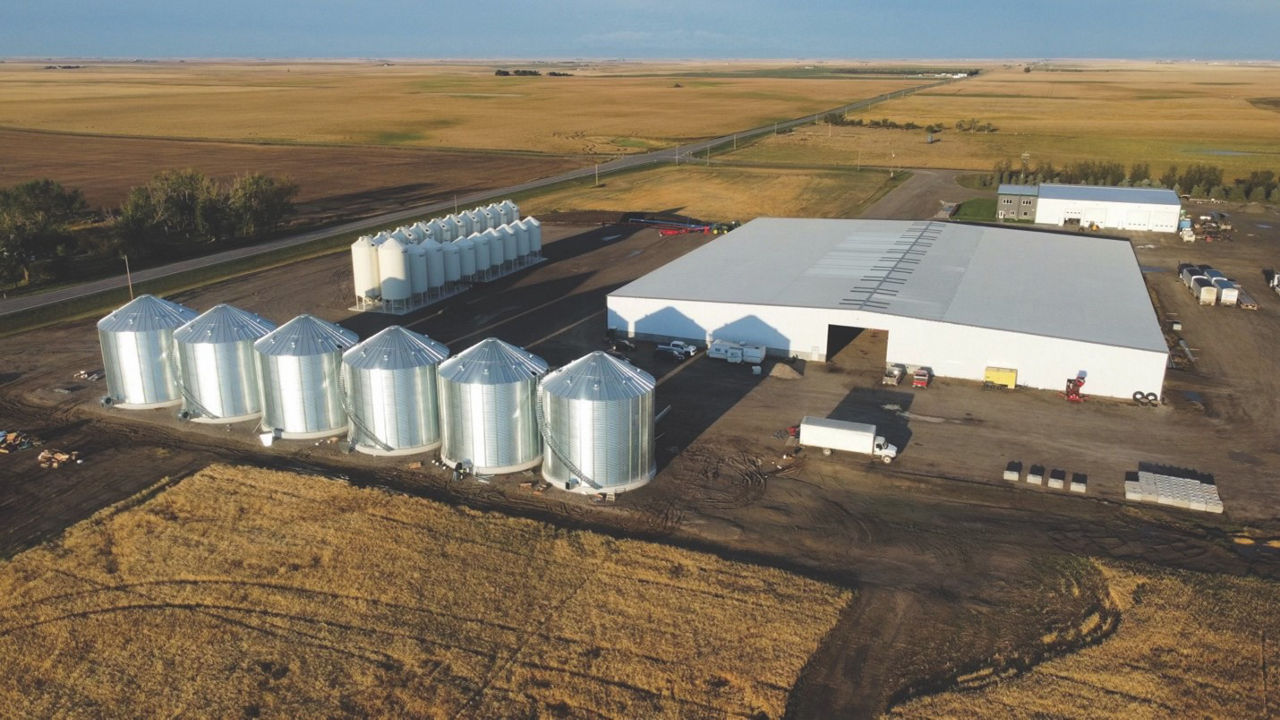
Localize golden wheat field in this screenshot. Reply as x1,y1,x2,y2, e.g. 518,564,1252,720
524,164,901,221
731,62,1280,179
0,464,849,719
0,62,923,155
885,559,1280,719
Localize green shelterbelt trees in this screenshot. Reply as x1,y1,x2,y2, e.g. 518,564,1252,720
0,180,88,285
117,170,298,257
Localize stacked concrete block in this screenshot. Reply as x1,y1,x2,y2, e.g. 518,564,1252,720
1048,469,1066,490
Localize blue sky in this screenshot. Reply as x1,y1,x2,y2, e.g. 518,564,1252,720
3,1,1278,59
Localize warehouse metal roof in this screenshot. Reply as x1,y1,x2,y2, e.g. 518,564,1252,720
610,218,1168,353
997,184,1039,196
1038,183,1181,206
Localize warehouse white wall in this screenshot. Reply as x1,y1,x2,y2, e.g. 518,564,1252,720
1034,198,1179,232
606,296,1167,399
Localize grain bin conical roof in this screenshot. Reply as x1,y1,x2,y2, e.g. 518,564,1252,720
540,351,654,401
174,303,276,344
254,314,358,357
343,325,449,370
437,337,547,385
97,294,197,333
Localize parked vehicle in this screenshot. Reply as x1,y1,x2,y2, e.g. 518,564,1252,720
912,368,931,389
797,416,897,464
882,364,905,386
707,339,765,364
609,338,637,352
654,340,699,360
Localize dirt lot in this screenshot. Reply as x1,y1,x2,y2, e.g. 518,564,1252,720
0,464,846,718
0,128,580,225
3,206,1280,716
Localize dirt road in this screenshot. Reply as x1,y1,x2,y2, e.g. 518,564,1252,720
861,168,987,220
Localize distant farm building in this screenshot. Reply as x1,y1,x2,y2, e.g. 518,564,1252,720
997,183,1180,232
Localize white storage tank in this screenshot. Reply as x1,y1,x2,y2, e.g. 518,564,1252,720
428,218,447,242
1212,277,1239,306
437,338,548,474
454,235,477,279
423,239,445,292
378,236,411,309
538,351,656,494
481,206,500,230
468,208,489,233
442,242,461,283
173,304,276,423
484,227,505,272
407,242,429,300
525,216,543,257
453,212,472,237
98,294,199,409
351,235,381,303
342,326,451,456
255,315,358,439
390,227,412,244
511,220,530,260
499,224,518,268
469,232,491,280
499,199,519,224
411,221,431,241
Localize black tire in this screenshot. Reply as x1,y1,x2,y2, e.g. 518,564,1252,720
1145,392,1159,405
1132,390,1146,402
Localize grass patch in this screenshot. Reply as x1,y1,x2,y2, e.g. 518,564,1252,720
951,197,996,221
0,464,850,718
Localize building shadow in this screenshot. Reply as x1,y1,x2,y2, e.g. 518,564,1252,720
829,386,915,454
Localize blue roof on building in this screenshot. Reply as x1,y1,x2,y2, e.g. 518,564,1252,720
997,184,1039,197
1038,183,1180,206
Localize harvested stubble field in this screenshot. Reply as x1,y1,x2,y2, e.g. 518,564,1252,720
523,164,902,221
0,464,849,719
886,559,1280,719
0,62,924,155
729,62,1280,178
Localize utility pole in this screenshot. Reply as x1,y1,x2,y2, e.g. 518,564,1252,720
123,254,134,299
453,195,458,214
733,133,737,150
594,163,599,187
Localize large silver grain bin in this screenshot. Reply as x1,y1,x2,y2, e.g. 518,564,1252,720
342,326,450,455
254,314,358,439
539,351,655,493
437,337,547,474
173,304,276,423
97,294,198,409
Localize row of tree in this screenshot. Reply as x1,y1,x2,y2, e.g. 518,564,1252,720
987,160,1280,202
1,170,296,286
825,114,993,134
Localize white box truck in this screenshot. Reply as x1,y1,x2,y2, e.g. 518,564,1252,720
798,416,898,464
707,339,765,364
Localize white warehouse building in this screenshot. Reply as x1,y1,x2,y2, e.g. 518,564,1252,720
607,218,1168,400
1032,184,1180,232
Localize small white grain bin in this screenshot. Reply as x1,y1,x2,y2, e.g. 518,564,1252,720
98,294,199,409
173,304,276,423
470,231,492,281
437,338,548,474
255,315,358,439
378,235,411,311
454,235,477,280
538,351,655,493
467,208,489,233
511,220,531,262
484,226,505,274
428,218,448,242
442,241,462,285
350,235,381,306
481,206,500,230
524,216,543,258
407,242,429,303
499,199,519,224
390,227,412,244
342,326,450,455
454,212,473,237
423,239,445,294
498,224,518,271
411,221,430,241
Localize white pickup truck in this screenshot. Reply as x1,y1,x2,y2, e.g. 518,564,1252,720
798,416,898,464
654,340,699,360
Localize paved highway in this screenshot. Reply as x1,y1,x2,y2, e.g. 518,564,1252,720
0,79,954,318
